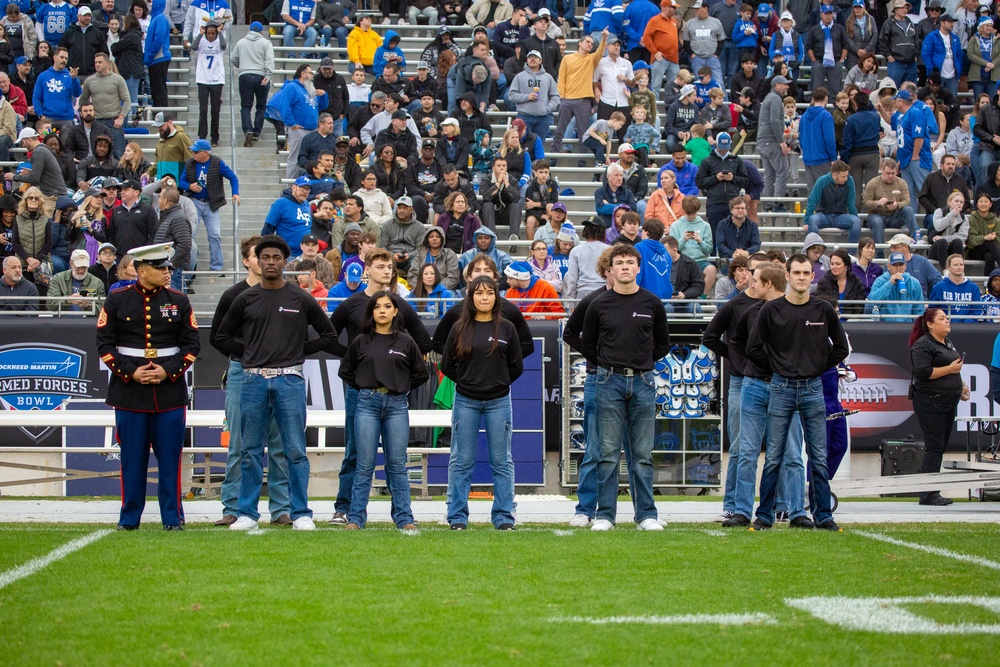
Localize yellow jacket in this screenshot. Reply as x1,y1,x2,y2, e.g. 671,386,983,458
347,26,382,66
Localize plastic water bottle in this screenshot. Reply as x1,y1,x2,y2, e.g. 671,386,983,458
320,35,327,47
473,179,480,196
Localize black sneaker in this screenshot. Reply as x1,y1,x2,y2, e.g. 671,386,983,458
497,523,516,531
450,523,467,531
789,516,815,529
817,520,843,532
775,510,790,523
244,131,253,148
163,525,184,531
721,513,751,528
116,524,138,531
751,519,772,531
919,494,954,506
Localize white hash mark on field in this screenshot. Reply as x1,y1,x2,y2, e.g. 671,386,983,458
855,530,1000,571
551,529,575,536
785,596,1000,634
0,529,112,591
702,529,726,537
551,613,776,626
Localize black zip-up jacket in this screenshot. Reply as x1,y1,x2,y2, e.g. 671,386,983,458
878,17,918,64
374,125,419,165
815,270,867,315
107,200,157,260
432,176,479,214
402,75,437,105
315,0,354,30
671,252,705,300
405,157,445,199
730,70,769,106
805,22,847,63
348,104,377,140
62,120,113,161
518,32,561,79
975,101,1000,154
331,156,362,192
111,27,144,79
695,151,750,208
435,135,470,173
62,23,109,76
482,177,520,209
314,70,350,121
918,170,971,215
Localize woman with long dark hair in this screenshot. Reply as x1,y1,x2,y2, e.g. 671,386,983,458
908,308,969,506
338,291,429,531
816,248,866,315
441,276,523,530
112,15,146,118
408,263,455,318
372,143,405,202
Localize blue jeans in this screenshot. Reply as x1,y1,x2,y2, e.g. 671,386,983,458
238,372,311,521
722,374,743,514
335,383,359,514
774,413,806,518
733,376,769,520
978,147,997,190
940,76,959,95
516,112,553,145
807,212,861,243
756,375,833,526
351,389,414,528
886,61,918,89
221,359,290,518
575,370,635,518
191,198,224,271
124,76,140,112
333,117,346,138
594,368,657,524
582,135,607,162
650,58,679,97
866,207,919,244
283,24,318,56
901,162,930,208
718,41,738,89
447,392,515,528
320,25,350,50
238,73,270,136
972,79,998,104
691,55,724,97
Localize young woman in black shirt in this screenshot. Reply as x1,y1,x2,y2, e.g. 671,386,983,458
909,307,970,507
441,276,523,530
339,291,429,531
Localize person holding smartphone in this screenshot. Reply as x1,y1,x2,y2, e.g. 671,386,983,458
338,291,429,532
908,307,970,507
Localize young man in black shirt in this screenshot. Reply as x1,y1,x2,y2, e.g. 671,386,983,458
215,235,345,532
328,247,433,525
746,254,849,531
701,252,767,523
209,236,290,527
581,244,671,532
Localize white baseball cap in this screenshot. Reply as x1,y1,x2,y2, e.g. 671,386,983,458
15,127,38,145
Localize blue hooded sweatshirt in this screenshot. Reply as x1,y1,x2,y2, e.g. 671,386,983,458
372,30,405,78
326,280,364,311
929,276,983,322
635,237,673,299
457,226,512,277
623,0,659,51
265,84,290,122
33,66,82,121
865,271,924,322
799,105,837,167
144,0,173,67
261,189,313,256
282,77,320,130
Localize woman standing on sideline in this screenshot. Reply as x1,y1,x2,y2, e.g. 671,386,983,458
441,276,523,531
339,291,428,531
909,308,969,507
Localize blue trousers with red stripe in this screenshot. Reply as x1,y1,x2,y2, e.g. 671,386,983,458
116,407,186,527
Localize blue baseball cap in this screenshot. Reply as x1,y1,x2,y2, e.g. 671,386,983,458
345,262,364,283
820,4,835,12
250,21,263,32
632,59,650,71
14,56,28,65
758,3,772,14
888,252,906,265
716,132,732,149
293,175,312,188
893,90,912,101
190,139,212,152
853,0,865,6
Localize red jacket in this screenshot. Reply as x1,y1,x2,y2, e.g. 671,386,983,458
6,84,27,118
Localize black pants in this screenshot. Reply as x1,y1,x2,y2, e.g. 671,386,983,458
705,202,730,252
198,83,223,143
379,0,406,17
238,73,269,136
148,61,170,108
411,195,431,225
929,238,964,267
912,389,961,500
968,239,1000,273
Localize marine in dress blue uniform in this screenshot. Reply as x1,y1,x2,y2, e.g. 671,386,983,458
96,243,200,530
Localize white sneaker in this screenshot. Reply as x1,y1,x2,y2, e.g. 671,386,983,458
229,516,257,531
714,510,733,523
382,17,391,24
638,518,664,531
569,514,592,528
591,519,615,531
292,516,317,531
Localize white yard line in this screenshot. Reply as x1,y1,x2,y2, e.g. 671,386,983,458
855,530,1000,572
550,613,776,626
0,529,112,591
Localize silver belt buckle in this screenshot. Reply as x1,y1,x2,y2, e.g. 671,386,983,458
622,368,635,377
261,368,280,379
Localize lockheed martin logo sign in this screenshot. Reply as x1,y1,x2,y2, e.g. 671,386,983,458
0,344,94,441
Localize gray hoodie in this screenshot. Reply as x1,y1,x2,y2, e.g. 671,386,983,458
231,30,275,80
757,89,786,145
380,211,428,257
508,66,560,117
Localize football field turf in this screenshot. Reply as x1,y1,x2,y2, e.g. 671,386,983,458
2,522,1000,665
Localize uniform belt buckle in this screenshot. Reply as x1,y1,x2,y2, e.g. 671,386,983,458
376,387,390,394
144,348,158,359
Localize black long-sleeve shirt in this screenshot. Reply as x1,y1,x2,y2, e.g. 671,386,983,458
746,297,849,380
215,283,345,368
441,318,524,400
562,286,608,372
330,289,433,352
910,334,963,396
702,289,757,378
339,331,430,395
433,297,534,358
729,300,769,380
581,288,671,372
210,280,252,361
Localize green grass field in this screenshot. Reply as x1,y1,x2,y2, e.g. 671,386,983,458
2,523,1000,666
